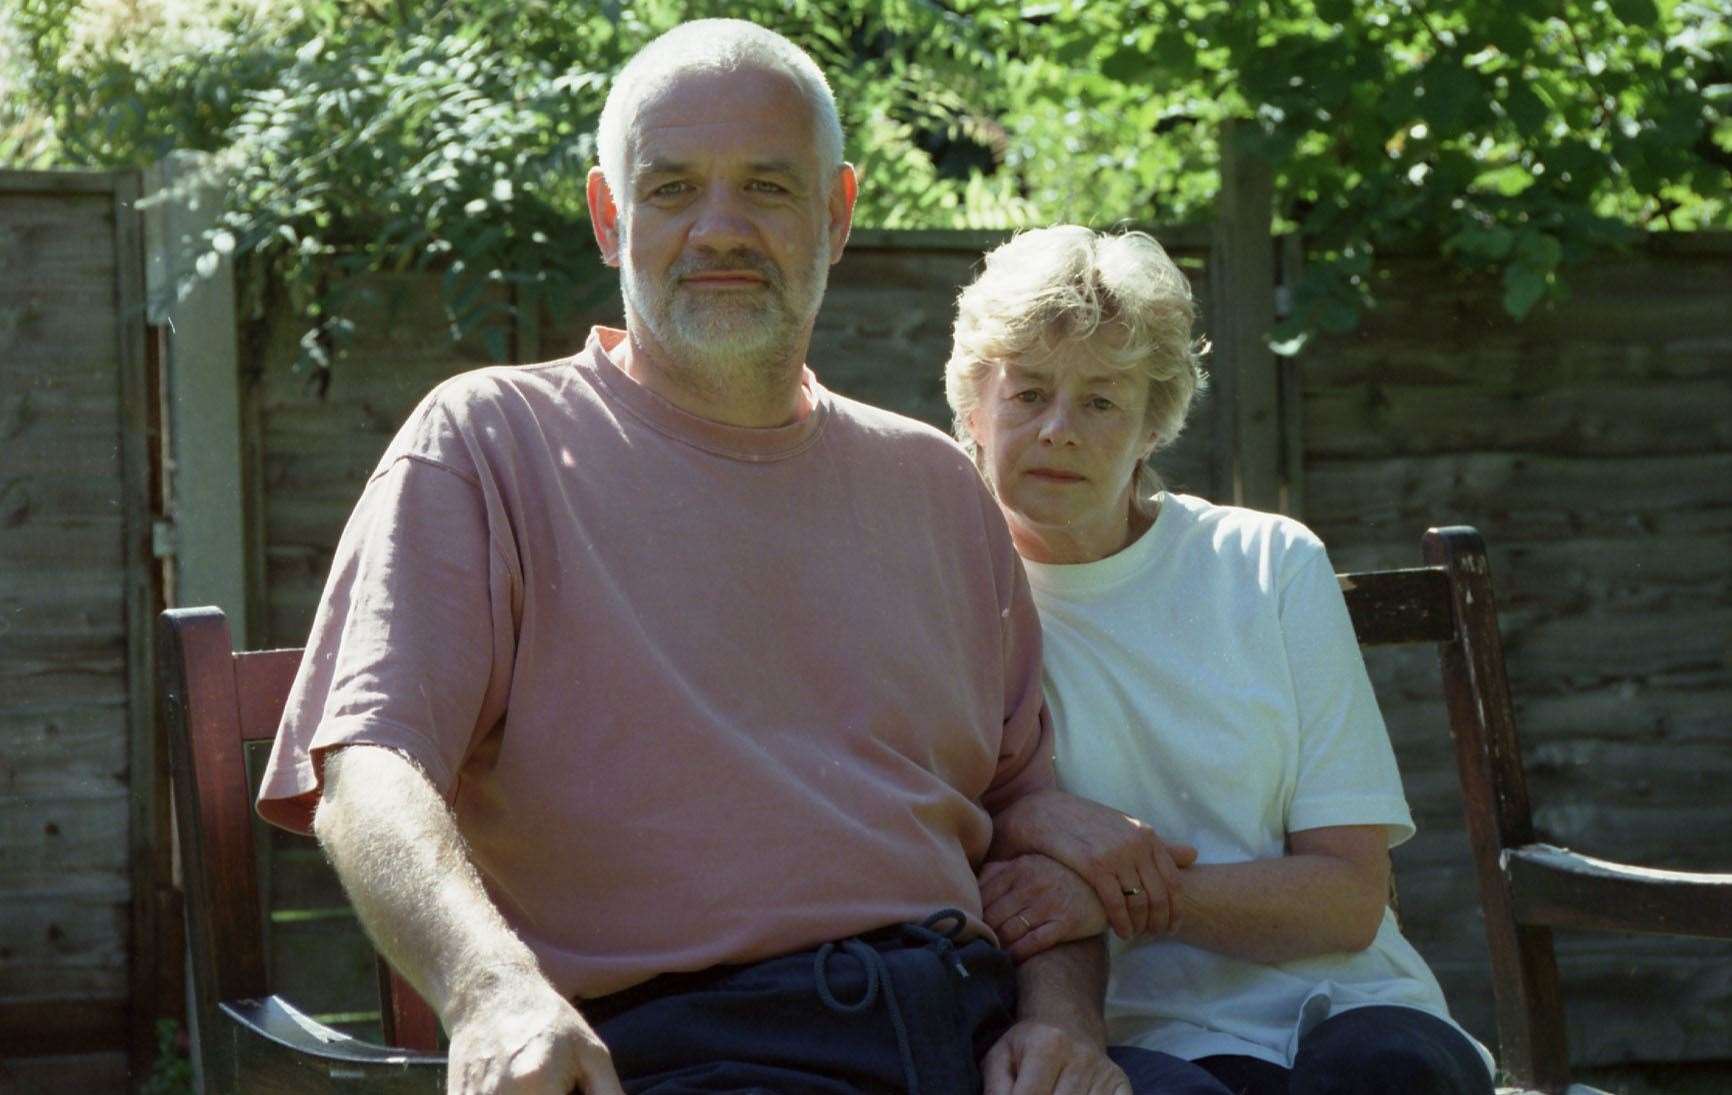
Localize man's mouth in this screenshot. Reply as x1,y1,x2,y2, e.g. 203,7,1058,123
682,271,769,289
1025,469,1085,482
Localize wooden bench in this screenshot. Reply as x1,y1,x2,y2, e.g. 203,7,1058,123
158,607,446,1092
158,525,1732,1094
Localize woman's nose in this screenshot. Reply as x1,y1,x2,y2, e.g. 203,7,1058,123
1038,404,1077,445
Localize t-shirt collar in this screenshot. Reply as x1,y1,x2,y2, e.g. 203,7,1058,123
583,326,830,462
1022,492,1174,595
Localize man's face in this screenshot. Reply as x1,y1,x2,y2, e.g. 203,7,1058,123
597,66,851,377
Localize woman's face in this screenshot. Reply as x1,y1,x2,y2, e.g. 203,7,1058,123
968,339,1159,565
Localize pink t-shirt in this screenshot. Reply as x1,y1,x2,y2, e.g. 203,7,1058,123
257,327,1053,999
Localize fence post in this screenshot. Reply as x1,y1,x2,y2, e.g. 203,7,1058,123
143,153,249,636
1209,122,1282,513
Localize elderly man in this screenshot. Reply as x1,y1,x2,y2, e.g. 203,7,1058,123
257,19,1143,1095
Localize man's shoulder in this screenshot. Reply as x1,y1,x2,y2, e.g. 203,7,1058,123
378,357,588,477
419,357,584,420
824,391,971,463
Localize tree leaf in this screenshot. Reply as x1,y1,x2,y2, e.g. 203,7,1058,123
1610,0,1660,27
1447,223,1516,261
1502,262,1549,318
1314,0,1352,25
1504,83,1547,139
1099,45,1150,83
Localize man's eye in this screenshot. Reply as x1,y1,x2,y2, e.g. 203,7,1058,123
1089,396,1117,411
748,180,788,194
650,181,690,198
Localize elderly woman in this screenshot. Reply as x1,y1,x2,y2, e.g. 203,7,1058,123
951,227,1496,1095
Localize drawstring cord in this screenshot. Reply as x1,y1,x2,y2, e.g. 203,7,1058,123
812,908,972,1095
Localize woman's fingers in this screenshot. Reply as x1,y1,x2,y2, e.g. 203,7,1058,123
1008,917,1068,962
980,862,1016,908
1162,843,1192,933
983,888,1027,934
1121,862,1159,937
1085,869,1135,939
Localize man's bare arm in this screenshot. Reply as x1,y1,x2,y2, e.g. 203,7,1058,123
315,745,623,1094
980,937,1128,1095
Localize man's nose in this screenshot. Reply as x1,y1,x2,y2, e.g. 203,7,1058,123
688,186,755,251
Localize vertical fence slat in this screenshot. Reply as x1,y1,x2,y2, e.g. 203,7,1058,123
114,169,170,1082
1210,121,1281,513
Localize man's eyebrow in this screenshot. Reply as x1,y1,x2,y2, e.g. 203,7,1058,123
746,159,804,177
633,159,809,186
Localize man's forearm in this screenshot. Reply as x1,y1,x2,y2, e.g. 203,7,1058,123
316,745,621,1092
314,745,542,1018
1013,935,1110,1045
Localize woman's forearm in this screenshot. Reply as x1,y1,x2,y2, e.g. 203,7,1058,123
1168,827,1389,963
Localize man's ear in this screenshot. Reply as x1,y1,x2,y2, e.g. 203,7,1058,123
826,163,859,265
587,167,623,268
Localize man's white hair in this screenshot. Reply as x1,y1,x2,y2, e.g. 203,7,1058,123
596,19,845,197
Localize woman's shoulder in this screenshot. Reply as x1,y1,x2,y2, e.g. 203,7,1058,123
1164,492,1327,565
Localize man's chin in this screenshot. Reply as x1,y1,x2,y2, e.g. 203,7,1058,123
665,326,792,371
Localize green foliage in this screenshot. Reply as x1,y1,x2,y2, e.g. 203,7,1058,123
967,0,1731,337
5,0,1728,364
139,1018,194,1095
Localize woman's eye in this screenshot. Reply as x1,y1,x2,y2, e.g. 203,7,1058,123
1012,389,1043,403
1089,396,1117,411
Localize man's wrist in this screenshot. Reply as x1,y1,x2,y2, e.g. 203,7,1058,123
1014,937,1110,1046
990,788,1055,858
441,953,547,1024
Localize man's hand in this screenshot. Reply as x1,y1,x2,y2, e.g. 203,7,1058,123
981,1020,1130,1095
980,855,1107,961
445,970,624,1095
991,789,1198,939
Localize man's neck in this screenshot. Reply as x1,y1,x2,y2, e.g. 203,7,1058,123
612,330,812,428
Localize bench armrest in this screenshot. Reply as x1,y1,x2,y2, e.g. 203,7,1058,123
218,994,446,1091
1504,843,1732,940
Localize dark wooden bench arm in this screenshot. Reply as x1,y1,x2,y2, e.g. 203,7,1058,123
216,995,445,1090
1505,844,1732,940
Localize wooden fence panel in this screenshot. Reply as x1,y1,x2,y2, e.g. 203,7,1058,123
0,172,158,1083
1303,236,1732,1066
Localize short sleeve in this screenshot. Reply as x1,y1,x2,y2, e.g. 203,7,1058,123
981,508,1056,815
1280,546,1416,847
256,434,518,834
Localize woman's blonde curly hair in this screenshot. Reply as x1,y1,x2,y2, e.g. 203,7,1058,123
945,226,1209,471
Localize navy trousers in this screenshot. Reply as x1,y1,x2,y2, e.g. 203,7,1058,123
583,912,1018,1093
1111,1006,1494,1095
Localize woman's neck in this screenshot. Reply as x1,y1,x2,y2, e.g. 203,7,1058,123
1013,492,1161,566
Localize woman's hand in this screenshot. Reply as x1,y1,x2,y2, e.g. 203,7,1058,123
980,855,1108,961
991,789,1197,939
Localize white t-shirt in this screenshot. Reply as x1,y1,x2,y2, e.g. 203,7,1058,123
1023,492,1492,1071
